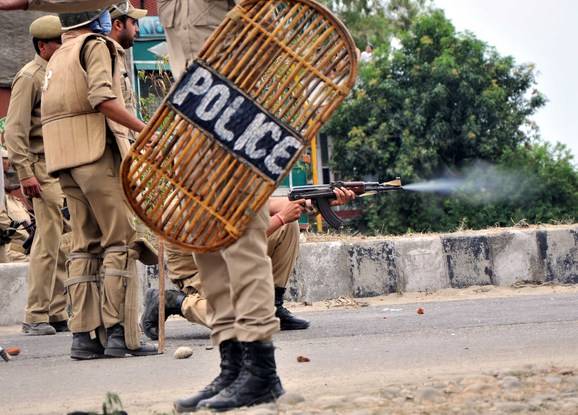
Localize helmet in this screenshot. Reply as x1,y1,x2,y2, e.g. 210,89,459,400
59,10,103,31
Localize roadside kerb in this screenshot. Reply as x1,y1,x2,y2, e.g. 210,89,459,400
0,225,576,325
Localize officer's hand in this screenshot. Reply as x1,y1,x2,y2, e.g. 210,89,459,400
278,199,306,224
21,176,42,198
330,187,356,206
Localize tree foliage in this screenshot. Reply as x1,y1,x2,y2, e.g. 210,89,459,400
318,0,391,47
323,10,577,233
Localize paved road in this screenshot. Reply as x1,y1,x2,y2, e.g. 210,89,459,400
1,292,577,414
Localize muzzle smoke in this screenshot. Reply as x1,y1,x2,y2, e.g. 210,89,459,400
404,162,538,203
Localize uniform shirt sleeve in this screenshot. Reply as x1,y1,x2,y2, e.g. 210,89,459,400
27,0,116,12
4,74,35,180
82,39,117,109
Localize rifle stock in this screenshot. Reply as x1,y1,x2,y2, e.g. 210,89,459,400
288,178,403,229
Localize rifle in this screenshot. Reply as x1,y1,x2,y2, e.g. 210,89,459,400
0,220,23,246
21,205,70,255
288,178,403,229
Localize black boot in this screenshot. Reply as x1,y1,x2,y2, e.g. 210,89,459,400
174,340,242,413
50,320,70,333
140,288,186,340
70,332,105,360
197,341,285,412
275,287,310,330
104,324,158,358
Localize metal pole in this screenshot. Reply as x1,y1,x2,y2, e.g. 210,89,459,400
158,240,165,353
310,135,323,232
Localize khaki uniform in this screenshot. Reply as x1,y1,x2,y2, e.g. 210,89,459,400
110,40,137,138
169,221,300,328
160,0,277,345
108,38,157,265
27,0,117,12
4,55,68,324
158,0,232,79
42,31,141,349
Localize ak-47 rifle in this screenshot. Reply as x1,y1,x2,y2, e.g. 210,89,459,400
288,178,403,229
21,205,70,255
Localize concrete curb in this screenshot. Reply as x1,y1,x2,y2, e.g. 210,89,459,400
285,225,578,302
0,225,576,325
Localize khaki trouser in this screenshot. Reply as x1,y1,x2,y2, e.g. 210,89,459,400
166,245,209,326
195,203,279,345
167,220,300,328
25,156,67,324
158,0,231,79
58,146,140,349
2,194,31,261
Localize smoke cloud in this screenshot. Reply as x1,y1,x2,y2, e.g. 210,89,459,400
404,161,539,204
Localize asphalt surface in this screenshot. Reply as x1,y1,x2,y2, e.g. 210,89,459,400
1,292,578,414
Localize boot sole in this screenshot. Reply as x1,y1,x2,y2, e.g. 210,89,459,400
71,350,106,360
105,347,159,358
22,327,57,335
280,322,310,330
201,389,285,412
104,347,127,358
174,401,199,413
24,331,57,335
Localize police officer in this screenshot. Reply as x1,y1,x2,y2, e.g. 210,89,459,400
106,1,160,268
142,199,312,340
142,188,356,339
157,1,288,412
107,1,146,117
5,15,69,336
41,8,157,359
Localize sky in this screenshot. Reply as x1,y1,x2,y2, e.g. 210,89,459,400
434,0,578,161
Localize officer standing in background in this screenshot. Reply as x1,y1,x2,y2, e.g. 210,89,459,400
107,1,159,268
4,15,69,336
41,8,157,359
107,1,146,122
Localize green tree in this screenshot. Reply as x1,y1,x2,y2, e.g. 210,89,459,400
323,10,576,234
318,0,430,46
318,0,390,48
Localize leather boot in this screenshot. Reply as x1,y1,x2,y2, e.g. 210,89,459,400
141,288,185,340
50,320,70,332
197,341,285,412
275,287,310,330
70,332,105,360
174,340,242,413
104,324,158,358
22,322,57,335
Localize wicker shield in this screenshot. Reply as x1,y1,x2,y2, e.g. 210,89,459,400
121,0,358,252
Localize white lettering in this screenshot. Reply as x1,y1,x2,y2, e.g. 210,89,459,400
265,137,302,175
215,96,245,142
173,67,213,105
196,84,230,121
234,114,280,159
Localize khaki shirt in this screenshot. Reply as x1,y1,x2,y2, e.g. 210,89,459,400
159,0,232,79
28,0,116,12
77,35,117,109
109,38,136,115
4,55,47,180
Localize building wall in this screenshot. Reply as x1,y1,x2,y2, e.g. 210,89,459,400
132,0,158,15
0,88,11,118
